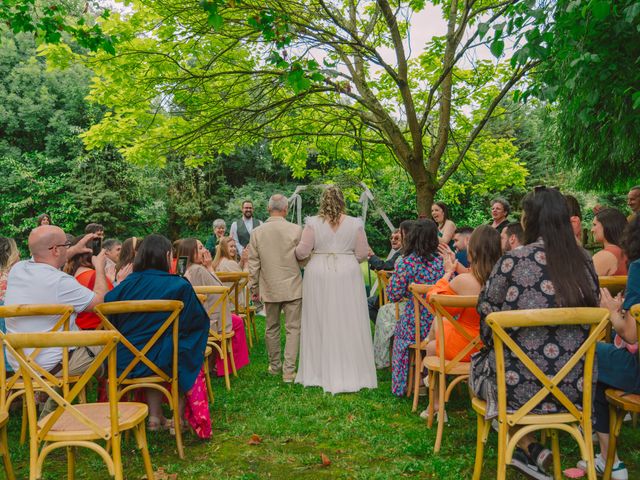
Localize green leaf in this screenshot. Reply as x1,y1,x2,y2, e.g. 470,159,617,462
633,91,640,110
590,1,610,20
490,39,505,58
477,22,490,39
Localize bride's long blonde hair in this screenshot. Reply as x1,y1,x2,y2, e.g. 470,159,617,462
318,185,345,226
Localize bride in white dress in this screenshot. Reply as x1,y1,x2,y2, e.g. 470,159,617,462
294,186,377,393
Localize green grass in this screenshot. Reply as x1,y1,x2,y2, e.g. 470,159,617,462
3,315,640,479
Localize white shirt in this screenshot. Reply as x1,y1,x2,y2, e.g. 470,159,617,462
230,217,259,256
4,260,95,371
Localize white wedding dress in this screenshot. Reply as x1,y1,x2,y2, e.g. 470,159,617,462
294,215,377,393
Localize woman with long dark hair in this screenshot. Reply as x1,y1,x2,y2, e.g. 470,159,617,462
584,215,640,478
105,234,211,438
387,219,445,396
591,207,628,276
471,187,599,477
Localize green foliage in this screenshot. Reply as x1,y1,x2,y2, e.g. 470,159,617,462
539,0,640,190
0,0,116,54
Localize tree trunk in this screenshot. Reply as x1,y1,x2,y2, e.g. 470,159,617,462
415,181,435,218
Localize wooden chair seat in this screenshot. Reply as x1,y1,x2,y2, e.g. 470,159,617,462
38,402,148,440
208,329,235,343
472,396,582,426
423,356,470,376
605,389,640,413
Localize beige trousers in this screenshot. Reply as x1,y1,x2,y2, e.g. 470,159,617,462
264,299,302,375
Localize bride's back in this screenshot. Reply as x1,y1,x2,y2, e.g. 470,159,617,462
310,215,359,253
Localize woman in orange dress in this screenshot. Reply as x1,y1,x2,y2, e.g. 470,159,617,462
420,225,502,418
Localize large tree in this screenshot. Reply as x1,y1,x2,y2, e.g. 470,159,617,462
55,0,541,214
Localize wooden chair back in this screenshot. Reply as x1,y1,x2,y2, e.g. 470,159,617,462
599,276,627,296
0,304,75,400
193,285,231,338
3,330,120,443
376,270,393,306
428,294,480,373
94,300,183,387
215,271,248,314
409,283,436,348
486,307,609,426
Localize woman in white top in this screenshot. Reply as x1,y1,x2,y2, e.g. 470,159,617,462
294,186,377,394
213,236,248,307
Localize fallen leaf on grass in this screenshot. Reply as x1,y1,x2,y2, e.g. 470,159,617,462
248,433,262,445
320,453,331,467
143,467,177,479
347,414,355,422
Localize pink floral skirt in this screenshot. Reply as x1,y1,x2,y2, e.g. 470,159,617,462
215,313,250,376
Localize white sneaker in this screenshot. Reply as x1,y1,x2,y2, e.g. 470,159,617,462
577,454,628,480
419,406,448,423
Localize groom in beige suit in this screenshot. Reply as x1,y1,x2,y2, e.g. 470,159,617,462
248,194,303,382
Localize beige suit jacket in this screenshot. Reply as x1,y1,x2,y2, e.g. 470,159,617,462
248,216,303,303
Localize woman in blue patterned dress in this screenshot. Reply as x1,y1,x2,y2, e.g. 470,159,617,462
387,220,444,396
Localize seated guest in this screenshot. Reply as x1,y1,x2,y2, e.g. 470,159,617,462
367,227,405,322
500,222,524,252
387,219,444,396
368,229,402,271
103,238,122,283
372,222,415,368
114,237,140,284
580,215,640,479
4,226,108,416
627,186,640,222
213,236,249,272
179,238,249,377
471,187,600,478
36,213,51,226
421,226,501,418
489,197,510,231
205,219,226,256
565,194,583,244
452,226,473,269
85,222,105,238
65,236,114,329
432,202,456,246
105,234,211,438
592,207,629,276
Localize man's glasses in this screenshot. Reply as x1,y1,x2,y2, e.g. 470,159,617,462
48,241,72,250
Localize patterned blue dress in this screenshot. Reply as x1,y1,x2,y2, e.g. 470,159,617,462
387,252,444,396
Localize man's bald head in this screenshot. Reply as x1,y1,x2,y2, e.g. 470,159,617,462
29,225,67,263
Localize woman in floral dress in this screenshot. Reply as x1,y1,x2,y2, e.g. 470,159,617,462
471,187,600,476
387,220,444,396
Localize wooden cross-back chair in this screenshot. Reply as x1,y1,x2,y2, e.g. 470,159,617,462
599,276,627,342
94,300,186,459
603,303,640,479
216,271,258,347
193,285,235,396
407,283,435,412
423,293,479,453
471,307,609,480
0,304,83,445
3,330,153,480
376,270,393,306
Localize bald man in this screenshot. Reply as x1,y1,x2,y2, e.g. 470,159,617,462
4,226,109,399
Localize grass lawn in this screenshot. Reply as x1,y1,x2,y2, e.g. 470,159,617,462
3,315,640,479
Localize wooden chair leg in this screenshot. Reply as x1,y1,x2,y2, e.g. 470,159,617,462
604,405,623,480
550,430,561,480
112,433,123,480
633,412,638,428
0,426,15,480
244,315,254,349
20,400,27,445
411,351,421,412
134,423,155,480
229,342,238,377
496,421,507,480
67,446,76,480
204,360,215,405
173,391,185,460
221,341,231,391
427,371,436,428
434,373,446,453
406,350,414,398
472,413,487,480
251,312,258,342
